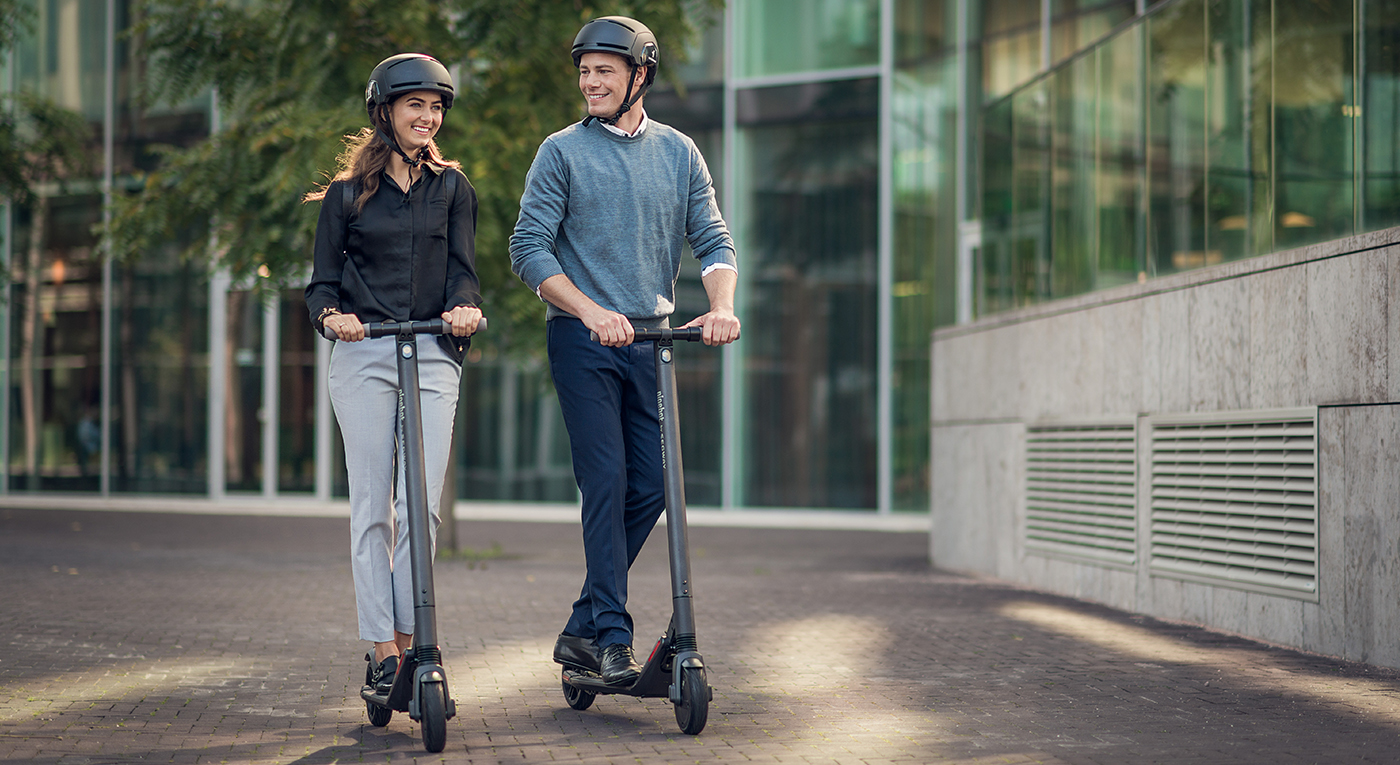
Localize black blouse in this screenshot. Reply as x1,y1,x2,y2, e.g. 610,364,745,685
305,163,481,336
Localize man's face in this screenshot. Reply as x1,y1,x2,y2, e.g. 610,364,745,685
578,52,644,118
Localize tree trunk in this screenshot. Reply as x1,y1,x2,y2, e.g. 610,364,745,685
19,196,46,487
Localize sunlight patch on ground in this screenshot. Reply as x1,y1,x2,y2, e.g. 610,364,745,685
0,656,322,723
1000,600,1400,726
732,614,946,757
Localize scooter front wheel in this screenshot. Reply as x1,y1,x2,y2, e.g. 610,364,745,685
674,666,709,735
419,682,448,753
562,680,596,711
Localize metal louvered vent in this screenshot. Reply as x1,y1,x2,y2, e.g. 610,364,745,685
1025,422,1137,567
1148,409,1317,601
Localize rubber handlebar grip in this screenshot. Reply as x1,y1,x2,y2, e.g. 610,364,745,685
323,316,486,341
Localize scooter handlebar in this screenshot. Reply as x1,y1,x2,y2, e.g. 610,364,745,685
322,316,487,341
589,326,706,344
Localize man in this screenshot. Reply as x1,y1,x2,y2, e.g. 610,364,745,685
509,15,740,686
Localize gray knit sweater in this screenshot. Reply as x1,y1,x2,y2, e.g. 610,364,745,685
509,119,737,325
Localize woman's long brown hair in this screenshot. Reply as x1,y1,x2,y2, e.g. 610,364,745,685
304,102,461,212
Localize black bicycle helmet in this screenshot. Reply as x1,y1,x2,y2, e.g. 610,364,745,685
365,53,455,166
571,16,659,126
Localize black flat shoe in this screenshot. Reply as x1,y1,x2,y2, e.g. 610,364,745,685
371,655,399,695
598,643,642,686
553,633,600,672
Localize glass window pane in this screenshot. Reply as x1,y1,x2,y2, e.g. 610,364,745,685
455,353,575,502
1050,55,1098,298
278,290,315,493
1094,28,1144,287
223,289,262,493
110,254,209,493
736,0,880,78
1146,0,1208,277
982,0,1043,100
8,194,104,491
735,78,878,509
1202,0,1255,263
1052,0,1136,65
1010,81,1051,306
1362,1,1400,231
1272,0,1354,250
980,96,1016,315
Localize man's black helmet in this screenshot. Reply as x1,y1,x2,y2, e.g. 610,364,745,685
365,53,455,120
572,16,659,87
572,16,658,126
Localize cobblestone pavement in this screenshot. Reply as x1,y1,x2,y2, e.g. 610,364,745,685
3,507,1400,764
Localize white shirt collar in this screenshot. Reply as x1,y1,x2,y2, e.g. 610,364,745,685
601,109,649,138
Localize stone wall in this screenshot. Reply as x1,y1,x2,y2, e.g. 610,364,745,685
932,228,1400,667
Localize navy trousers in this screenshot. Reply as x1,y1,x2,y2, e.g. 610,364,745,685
547,317,667,649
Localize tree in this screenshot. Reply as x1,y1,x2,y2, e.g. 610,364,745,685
108,0,721,347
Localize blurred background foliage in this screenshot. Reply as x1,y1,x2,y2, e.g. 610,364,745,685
105,0,721,351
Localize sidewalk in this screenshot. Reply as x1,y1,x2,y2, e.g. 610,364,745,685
2,506,1399,764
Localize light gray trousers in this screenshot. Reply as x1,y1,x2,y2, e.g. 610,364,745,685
328,335,461,642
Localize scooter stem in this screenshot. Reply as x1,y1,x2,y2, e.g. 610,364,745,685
395,329,439,651
655,339,698,647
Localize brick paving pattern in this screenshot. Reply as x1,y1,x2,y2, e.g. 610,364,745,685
3,507,1400,764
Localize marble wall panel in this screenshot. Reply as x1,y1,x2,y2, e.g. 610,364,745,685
931,423,1022,575
1150,288,1193,413
1314,407,1348,655
1389,245,1400,401
1247,266,1309,409
1240,593,1306,650
1335,405,1400,665
1099,300,1146,416
1187,278,1251,412
1306,251,1389,404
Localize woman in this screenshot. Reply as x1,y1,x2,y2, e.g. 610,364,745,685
304,53,482,695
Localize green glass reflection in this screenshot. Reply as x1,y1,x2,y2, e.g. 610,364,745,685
972,0,1395,321
735,79,878,509
454,352,575,502
1271,0,1355,251
8,194,105,491
278,290,316,493
1051,0,1135,65
109,253,210,493
736,0,880,78
1146,0,1208,278
894,0,952,510
1095,27,1143,286
982,0,1043,100
1051,54,1097,298
979,94,1015,315
1363,2,1400,231
222,289,263,493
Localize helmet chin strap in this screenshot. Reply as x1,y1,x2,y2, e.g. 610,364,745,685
376,109,423,168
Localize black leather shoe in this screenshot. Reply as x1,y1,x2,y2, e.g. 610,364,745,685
371,655,398,695
553,633,600,672
599,643,642,686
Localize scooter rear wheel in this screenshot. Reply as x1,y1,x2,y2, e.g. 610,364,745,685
366,699,393,727
674,666,709,735
363,661,392,726
419,682,448,753
562,680,596,711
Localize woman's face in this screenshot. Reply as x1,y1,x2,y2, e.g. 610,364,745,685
388,90,444,155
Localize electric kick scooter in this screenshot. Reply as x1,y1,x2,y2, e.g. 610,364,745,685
323,316,485,753
560,326,716,735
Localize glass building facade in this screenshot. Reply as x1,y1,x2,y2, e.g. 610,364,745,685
0,0,938,514
12,1,1377,515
